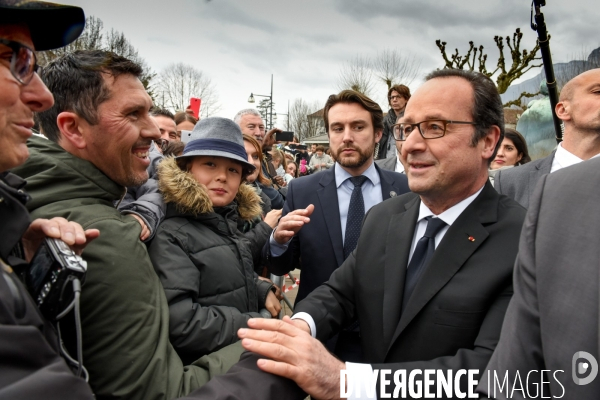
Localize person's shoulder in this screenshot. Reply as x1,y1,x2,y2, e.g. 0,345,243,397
367,191,419,217
288,168,333,188
498,154,553,180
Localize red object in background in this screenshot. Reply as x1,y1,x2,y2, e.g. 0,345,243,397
190,97,201,119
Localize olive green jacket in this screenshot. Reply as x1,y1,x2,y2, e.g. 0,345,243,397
12,136,230,400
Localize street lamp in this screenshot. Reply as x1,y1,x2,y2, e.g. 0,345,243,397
248,74,274,130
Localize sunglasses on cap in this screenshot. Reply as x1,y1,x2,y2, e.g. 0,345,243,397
0,38,39,85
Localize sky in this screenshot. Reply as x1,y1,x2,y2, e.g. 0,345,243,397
64,0,598,127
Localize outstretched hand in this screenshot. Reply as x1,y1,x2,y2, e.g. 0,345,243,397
273,204,314,245
22,217,100,261
238,316,345,399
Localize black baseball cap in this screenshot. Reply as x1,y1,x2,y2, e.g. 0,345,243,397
0,0,85,51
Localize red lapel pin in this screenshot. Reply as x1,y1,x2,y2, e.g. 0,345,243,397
468,236,475,242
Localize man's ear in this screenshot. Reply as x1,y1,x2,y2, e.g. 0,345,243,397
556,101,571,122
482,125,501,160
374,128,383,143
56,112,87,149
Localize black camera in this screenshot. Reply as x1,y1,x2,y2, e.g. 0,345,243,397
26,238,87,322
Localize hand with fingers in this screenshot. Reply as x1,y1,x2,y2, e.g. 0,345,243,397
238,316,345,400
273,204,315,245
21,217,100,261
129,214,151,241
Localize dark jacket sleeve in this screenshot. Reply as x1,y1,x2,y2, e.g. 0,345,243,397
178,351,307,400
0,268,94,400
241,220,272,273
118,178,165,241
262,181,300,276
148,227,262,359
259,183,285,210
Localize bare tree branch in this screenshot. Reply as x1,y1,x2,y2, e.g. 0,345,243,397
155,63,221,117
436,28,542,94
372,49,422,89
337,55,375,97
289,99,324,142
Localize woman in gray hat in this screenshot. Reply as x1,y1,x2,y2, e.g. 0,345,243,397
148,117,281,364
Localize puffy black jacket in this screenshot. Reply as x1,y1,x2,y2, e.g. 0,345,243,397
148,158,273,364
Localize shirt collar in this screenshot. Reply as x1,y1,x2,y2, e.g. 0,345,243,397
395,158,405,173
335,161,380,188
417,185,484,226
553,142,583,170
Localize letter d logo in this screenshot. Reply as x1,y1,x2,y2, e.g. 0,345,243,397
572,351,598,385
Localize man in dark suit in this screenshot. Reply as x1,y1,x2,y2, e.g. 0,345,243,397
480,156,600,399
495,68,600,208
185,69,526,399
264,90,408,305
264,90,408,361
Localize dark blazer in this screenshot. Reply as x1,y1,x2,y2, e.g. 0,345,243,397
494,151,554,209
296,182,526,395
375,155,400,172
263,163,409,304
480,157,600,399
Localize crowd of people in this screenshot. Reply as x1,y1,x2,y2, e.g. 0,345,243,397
2,1,600,399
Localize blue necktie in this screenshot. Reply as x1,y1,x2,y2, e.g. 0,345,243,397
343,176,368,260
402,216,447,311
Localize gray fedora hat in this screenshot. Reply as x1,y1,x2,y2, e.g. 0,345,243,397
0,1,85,51
178,117,255,171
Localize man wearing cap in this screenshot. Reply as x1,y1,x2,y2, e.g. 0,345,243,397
0,1,97,398
12,50,245,399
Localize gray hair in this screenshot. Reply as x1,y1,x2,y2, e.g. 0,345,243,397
233,108,263,125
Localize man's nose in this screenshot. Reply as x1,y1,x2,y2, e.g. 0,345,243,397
144,117,161,140
21,73,54,112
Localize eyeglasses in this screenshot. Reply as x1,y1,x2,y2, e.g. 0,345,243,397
393,120,477,141
154,138,169,151
388,95,404,101
0,39,39,85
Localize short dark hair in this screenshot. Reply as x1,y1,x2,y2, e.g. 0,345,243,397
323,90,383,134
425,69,504,160
151,107,174,120
36,50,143,142
315,145,325,152
162,141,185,157
504,128,531,165
388,84,411,106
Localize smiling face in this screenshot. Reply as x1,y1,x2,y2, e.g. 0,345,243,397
244,140,261,183
400,77,496,212
286,161,297,176
154,115,177,142
491,137,522,169
77,73,159,187
328,102,382,176
189,155,242,207
0,24,54,172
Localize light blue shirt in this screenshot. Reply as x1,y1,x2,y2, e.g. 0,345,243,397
269,161,383,255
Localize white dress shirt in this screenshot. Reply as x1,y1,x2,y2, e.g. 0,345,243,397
293,185,485,400
550,142,600,173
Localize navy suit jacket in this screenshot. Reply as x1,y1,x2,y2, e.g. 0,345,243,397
263,163,409,304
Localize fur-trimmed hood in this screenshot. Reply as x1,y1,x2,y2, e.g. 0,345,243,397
157,156,263,221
